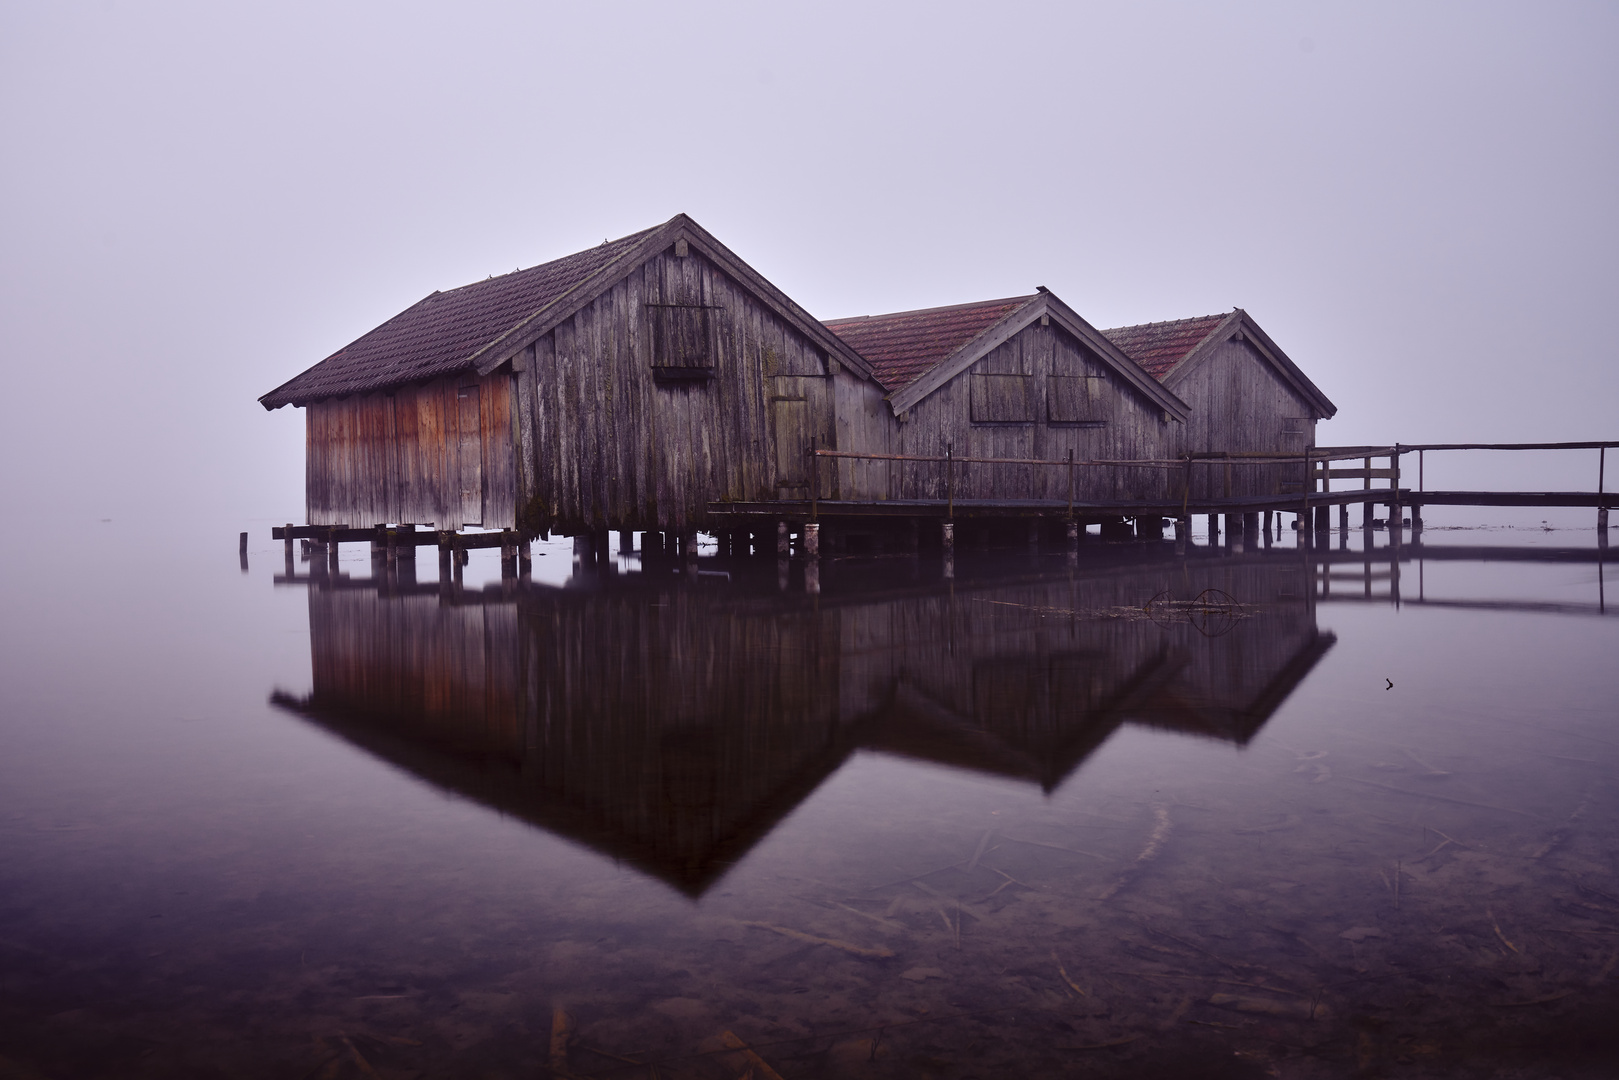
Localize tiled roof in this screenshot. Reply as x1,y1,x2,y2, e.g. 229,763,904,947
1101,313,1231,381
261,225,662,407
824,296,1036,392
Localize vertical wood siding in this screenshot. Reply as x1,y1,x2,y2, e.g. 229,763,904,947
516,247,836,534
306,369,514,528
834,321,1177,505
1166,338,1320,500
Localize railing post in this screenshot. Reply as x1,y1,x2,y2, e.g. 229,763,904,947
1300,450,1309,542
1362,455,1373,527
1389,445,1403,545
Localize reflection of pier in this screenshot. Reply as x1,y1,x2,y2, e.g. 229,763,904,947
271,554,1332,894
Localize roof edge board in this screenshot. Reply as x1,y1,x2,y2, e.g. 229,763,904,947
886,296,1044,414
888,292,1191,422
1043,295,1192,422
1159,310,1336,419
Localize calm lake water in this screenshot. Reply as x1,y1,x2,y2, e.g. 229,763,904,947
1,518,1615,1079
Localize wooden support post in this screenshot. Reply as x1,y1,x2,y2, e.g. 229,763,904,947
945,441,954,520
776,521,789,557
1263,510,1273,537
1224,513,1242,540
1301,450,1310,538
1388,446,1403,534
803,522,820,558
682,531,698,573
500,529,518,577
519,536,532,573
804,558,820,595
284,523,295,560
618,530,632,554
1339,502,1349,528
1066,520,1080,552
1593,446,1606,534
438,532,452,580
809,435,819,522
1362,456,1373,527
941,521,954,580
1067,448,1075,518
1207,513,1219,544
1314,505,1330,532
239,531,249,555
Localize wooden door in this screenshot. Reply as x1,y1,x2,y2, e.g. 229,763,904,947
773,397,808,490
457,385,483,526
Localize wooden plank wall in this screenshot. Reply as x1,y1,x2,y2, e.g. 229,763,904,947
306,369,515,528
1166,337,1319,501
834,321,1177,505
515,246,835,534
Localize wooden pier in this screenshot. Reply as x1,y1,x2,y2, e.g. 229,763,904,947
262,440,1613,581
706,439,1616,544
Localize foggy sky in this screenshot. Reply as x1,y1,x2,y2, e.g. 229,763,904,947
2,1,1615,526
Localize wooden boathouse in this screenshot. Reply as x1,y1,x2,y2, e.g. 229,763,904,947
1102,309,1338,501
260,214,880,541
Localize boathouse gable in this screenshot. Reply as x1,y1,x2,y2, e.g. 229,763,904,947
516,240,861,534
1105,310,1338,500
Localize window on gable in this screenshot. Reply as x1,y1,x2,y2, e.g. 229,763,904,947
647,303,723,381
970,374,1034,423
1046,374,1108,426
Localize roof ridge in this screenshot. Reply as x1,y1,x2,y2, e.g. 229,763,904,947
824,293,1036,326
1102,310,1232,333
432,224,662,298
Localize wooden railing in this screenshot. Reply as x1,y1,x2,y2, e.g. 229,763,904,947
805,440,1617,521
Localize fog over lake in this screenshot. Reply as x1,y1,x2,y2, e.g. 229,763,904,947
1,3,1616,1077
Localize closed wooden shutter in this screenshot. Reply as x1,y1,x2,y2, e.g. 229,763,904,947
970,374,1034,423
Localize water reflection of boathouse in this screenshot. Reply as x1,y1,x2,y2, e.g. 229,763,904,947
273,556,1333,894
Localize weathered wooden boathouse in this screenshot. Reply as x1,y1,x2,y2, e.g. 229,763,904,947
1102,310,1338,501
259,214,879,538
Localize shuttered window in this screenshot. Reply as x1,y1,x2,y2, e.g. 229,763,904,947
1046,375,1108,426
970,374,1034,423
647,303,722,381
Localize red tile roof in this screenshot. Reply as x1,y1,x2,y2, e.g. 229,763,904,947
824,296,1035,392
1101,313,1231,381
261,225,661,408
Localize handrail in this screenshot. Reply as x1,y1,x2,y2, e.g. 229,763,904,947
1393,440,1619,452
813,448,1395,468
